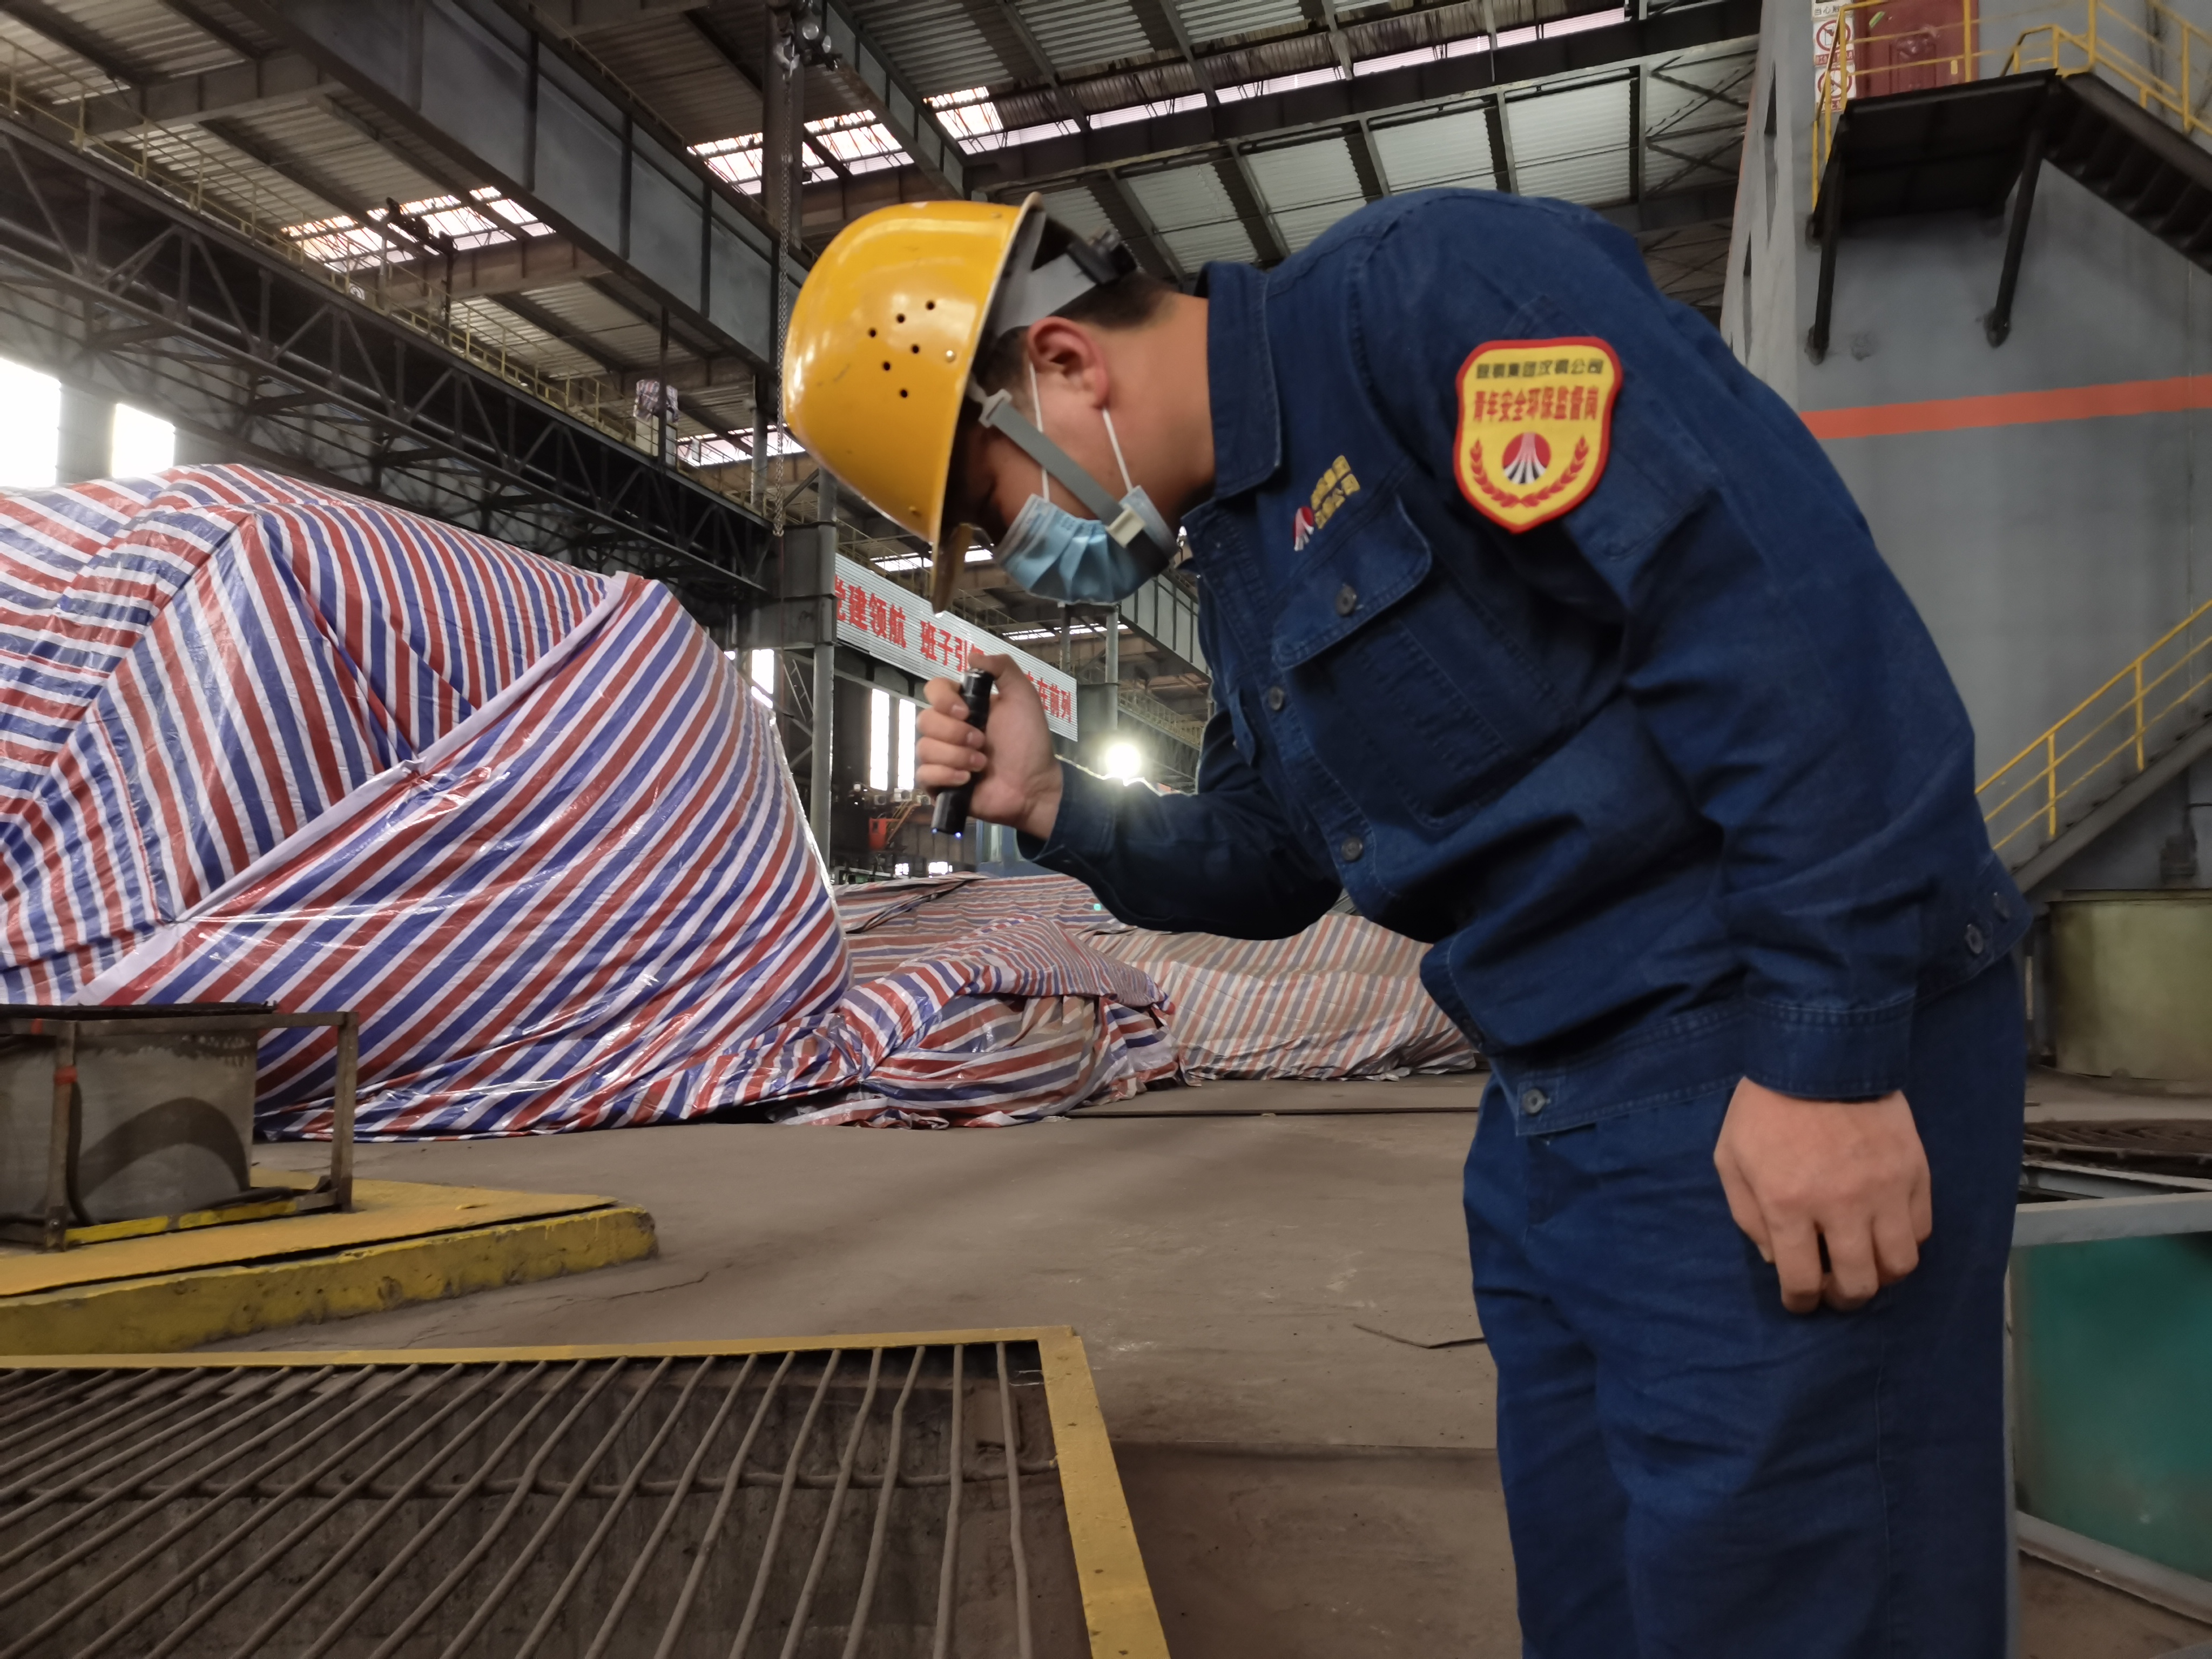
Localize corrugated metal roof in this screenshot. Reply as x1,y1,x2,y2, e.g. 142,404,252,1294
1246,137,1366,253
1162,220,1256,266
0,17,123,100
845,0,1012,95
0,0,246,84
1508,79,1631,204
1515,143,1631,205
219,101,450,213
130,123,330,227
576,10,763,143
1041,186,1115,240
1129,164,1256,266
1272,197,1364,252
1372,108,1496,192
1245,137,1359,210
1178,0,1309,43
1017,0,1157,76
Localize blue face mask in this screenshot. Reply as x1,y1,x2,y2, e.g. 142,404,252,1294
996,484,1171,603
987,368,1174,604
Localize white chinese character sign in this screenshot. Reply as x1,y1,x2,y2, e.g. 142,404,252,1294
832,555,1080,739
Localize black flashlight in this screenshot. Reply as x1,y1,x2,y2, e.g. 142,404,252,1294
929,668,996,837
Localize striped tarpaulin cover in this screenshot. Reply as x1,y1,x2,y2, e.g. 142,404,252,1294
833,874,1480,1080
1,468,1172,1134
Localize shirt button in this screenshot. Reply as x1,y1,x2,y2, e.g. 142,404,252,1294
1521,1087,1548,1117
1266,684,1286,712
1339,834,1364,863
1335,583,1359,617
1965,923,1986,955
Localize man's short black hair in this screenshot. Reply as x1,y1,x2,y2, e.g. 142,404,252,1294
973,271,1177,397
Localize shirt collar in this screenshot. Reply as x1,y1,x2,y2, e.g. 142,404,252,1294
1198,261,1282,500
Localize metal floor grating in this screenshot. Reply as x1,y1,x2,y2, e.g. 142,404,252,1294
0,1333,1162,1659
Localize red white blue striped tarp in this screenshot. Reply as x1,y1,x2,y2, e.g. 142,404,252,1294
0,468,1174,1134
833,874,1481,1082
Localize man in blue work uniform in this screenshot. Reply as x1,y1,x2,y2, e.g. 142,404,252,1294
781,187,2026,1655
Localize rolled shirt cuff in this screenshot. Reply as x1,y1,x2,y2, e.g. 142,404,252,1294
1739,993,1917,1102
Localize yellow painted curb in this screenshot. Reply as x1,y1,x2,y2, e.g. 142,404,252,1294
1038,1328,1174,1659
0,1204,657,1354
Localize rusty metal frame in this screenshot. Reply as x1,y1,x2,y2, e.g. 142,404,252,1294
0,1006,357,1252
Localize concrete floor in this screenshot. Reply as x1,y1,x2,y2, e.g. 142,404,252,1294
235,1075,2211,1658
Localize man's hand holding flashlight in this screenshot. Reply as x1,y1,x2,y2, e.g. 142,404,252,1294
916,651,1063,842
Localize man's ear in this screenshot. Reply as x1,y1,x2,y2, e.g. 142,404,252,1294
1026,316,1111,409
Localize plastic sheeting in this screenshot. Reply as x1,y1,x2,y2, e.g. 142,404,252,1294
0,468,1175,1135
834,874,1481,1081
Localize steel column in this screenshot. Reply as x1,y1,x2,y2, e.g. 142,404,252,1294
55,385,112,485
1987,98,2052,347
811,642,835,855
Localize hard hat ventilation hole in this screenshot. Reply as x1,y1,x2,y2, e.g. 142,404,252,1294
896,313,906,323
910,344,920,354
900,389,909,398
867,327,878,338
926,300,937,309
882,361,892,370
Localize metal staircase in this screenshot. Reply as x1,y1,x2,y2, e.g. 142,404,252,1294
1978,597,2212,891
1806,0,2212,357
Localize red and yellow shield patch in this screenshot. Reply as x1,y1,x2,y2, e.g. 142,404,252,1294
1452,338,1621,532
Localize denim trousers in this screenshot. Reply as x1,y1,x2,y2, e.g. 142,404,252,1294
1465,960,2024,1657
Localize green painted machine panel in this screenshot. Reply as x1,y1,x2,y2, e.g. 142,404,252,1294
2013,1233,2212,1579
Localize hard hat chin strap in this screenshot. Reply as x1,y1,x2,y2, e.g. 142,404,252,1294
971,387,1174,564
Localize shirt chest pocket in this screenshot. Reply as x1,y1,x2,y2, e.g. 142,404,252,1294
1270,490,1567,830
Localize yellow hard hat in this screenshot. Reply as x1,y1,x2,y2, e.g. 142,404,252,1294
782,194,1130,613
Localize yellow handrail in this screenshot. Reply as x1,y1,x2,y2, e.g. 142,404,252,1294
1813,0,2212,209
1977,595,2212,860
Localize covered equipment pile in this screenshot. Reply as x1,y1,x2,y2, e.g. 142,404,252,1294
0,469,1470,1135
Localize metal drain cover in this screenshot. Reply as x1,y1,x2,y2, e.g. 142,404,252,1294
0,1332,1163,1658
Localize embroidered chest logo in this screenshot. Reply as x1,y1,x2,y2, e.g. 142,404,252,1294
1294,456,1360,551
1452,339,1620,532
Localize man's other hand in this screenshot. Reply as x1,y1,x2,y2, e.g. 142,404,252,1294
1714,1080,1933,1314
916,652,1063,842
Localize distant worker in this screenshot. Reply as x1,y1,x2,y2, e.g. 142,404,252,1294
781,190,2025,1657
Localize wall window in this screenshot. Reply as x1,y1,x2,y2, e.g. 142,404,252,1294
112,405,175,476
0,359,59,489
868,687,891,791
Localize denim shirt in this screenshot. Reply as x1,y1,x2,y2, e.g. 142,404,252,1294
1024,190,2025,1131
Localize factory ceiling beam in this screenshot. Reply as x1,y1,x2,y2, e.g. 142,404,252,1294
69,50,331,135
153,0,272,62
1122,0,1288,265
297,83,738,386
379,234,611,305
223,0,794,370
0,113,768,620
0,0,163,82
0,0,652,380
1296,0,1386,203
1098,174,1185,284
1599,179,1741,234
961,0,1759,195
531,0,970,198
